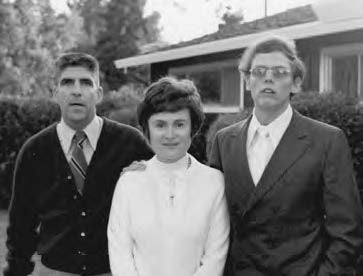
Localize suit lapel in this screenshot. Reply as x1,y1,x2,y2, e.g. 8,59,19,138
243,111,311,214
229,116,256,203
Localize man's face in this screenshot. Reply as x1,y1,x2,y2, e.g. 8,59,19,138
54,66,103,130
246,51,301,115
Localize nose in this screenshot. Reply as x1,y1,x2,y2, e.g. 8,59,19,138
264,69,274,82
71,81,82,96
165,126,175,139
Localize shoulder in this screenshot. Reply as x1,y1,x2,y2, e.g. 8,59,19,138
115,159,152,191
216,119,248,139
102,117,144,137
191,157,225,190
297,112,344,137
20,123,57,153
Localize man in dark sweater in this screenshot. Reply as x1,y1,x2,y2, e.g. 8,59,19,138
4,53,153,275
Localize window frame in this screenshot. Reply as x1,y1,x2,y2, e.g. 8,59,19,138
169,59,243,113
320,43,363,100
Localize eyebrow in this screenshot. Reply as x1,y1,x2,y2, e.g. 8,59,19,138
59,78,95,85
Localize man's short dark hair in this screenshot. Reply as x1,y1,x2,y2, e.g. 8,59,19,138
137,76,205,139
239,34,306,81
54,52,100,85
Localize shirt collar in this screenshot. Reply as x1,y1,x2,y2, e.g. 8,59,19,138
248,105,293,147
57,115,102,152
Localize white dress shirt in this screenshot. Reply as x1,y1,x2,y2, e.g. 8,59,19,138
56,115,103,164
108,154,230,276
247,105,293,185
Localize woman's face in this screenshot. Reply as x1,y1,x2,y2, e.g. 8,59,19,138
148,108,192,163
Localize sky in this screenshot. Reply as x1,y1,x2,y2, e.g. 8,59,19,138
50,0,318,44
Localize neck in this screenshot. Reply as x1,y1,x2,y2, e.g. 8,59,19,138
254,104,289,125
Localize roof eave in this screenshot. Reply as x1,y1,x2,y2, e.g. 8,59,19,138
115,17,363,69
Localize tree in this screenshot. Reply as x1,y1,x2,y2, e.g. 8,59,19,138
70,0,160,91
0,0,83,96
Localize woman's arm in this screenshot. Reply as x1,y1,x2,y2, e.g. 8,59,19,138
108,175,139,276
194,173,230,276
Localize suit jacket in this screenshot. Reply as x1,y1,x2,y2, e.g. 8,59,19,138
209,110,363,276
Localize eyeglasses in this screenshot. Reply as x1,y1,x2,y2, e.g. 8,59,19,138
249,66,291,79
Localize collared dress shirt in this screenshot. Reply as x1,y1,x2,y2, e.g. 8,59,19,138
247,105,293,185
108,154,230,276
57,115,103,164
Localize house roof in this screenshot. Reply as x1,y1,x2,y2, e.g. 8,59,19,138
115,1,363,69
150,5,317,53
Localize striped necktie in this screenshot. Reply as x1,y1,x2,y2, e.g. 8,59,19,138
70,131,88,194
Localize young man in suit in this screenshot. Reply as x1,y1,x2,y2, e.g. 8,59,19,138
209,35,363,276
4,53,153,275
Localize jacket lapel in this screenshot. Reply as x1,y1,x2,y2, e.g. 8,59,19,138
243,111,311,214
225,116,256,210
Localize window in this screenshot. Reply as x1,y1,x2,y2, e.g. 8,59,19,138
169,60,243,113
320,43,363,100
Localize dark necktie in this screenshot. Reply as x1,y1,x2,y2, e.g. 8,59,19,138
70,131,88,194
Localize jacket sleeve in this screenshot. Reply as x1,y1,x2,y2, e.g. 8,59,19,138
193,172,230,276
317,129,363,275
208,132,223,172
4,143,40,276
107,175,138,276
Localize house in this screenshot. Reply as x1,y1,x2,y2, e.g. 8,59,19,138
115,0,363,113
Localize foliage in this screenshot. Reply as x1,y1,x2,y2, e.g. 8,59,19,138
69,0,161,91
0,0,84,96
0,96,61,207
205,92,363,193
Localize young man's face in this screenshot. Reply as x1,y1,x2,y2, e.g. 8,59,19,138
54,66,103,130
246,51,301,115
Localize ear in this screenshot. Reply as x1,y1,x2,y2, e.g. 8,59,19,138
96,86,104,104
244,74,251,91
291,77,302,95
51,86,58,99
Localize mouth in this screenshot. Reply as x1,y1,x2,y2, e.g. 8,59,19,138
69,103,85,107
261,88,276,94
163,143,179,147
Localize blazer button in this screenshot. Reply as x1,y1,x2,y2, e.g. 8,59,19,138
81,211,86,217
82,265,87,271
80,232,86,237
67,175,72,180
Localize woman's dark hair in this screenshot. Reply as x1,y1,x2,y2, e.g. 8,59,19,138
137,76,205,139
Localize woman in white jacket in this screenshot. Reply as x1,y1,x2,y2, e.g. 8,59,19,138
107,76,229,276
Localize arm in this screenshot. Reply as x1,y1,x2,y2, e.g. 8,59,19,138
208,132,223,172
107,175,138,276
4,144,40,276
193,173,230,276
317,129,363,275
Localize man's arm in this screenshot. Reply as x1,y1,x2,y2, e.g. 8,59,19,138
208,132,223,172
318,129,363,275
4,143,40,276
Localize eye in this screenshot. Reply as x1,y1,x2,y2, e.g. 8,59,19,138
80,79,94,87
250,67,267,78
155,121,165,128
274,67,291,78
60,78,74,86
176,122,185,128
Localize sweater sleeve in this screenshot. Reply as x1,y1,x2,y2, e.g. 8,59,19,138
108,174,139,276
4,143,40,276
193,172,230,276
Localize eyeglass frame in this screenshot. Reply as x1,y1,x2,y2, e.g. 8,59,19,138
242,66,293,80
